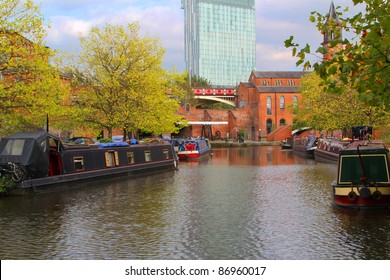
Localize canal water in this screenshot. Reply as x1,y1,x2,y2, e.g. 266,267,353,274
1,146,390,260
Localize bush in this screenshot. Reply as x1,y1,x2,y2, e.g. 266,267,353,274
0,176,15,194
99,138,113,143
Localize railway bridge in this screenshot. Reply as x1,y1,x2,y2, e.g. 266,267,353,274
193,87,236,107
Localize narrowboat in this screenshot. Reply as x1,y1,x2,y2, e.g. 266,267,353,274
292,136,317,157
0,131,179,195
314,138,352,163
177,138,211,160
331,140,390,208
314,126,373,163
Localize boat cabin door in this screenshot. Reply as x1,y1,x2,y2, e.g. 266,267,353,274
48,137,63,176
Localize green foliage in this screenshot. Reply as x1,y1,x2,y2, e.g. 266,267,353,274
1,0,70,136
292,72,388,131
98,138,113,143
285,0,389,111
0,176,15,194
190,75,212,88
67,22,188,138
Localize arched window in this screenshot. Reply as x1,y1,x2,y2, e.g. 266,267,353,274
266,96,272,115
280,96,285,109
280,119,286,126
185,103,191,112
293,96,298,109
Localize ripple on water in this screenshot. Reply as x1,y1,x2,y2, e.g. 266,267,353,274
1,147,390,259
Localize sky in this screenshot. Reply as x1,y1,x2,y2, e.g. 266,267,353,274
37,0,364,73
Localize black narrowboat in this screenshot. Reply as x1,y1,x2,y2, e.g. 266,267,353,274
0,131,179,195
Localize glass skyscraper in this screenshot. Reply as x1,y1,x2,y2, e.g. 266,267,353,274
181,0,256,87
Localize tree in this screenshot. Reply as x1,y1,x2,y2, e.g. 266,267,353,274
0,0,69,136
292,72,388,132
285,0,389,111
69,22,186,138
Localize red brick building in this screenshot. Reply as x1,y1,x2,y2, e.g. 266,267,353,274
177,70,306,141
176,2,346,142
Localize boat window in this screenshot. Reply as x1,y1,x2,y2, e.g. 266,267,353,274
2,139,25,156
74,157,84,171
339,155,389,184
127,152,135,164
163,149,169,159
105,151,119,167
144,151,151,162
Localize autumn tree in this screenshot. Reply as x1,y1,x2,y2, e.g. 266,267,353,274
69,22,186,138
285,0,389,111
293,72,388,132
0,0,69,136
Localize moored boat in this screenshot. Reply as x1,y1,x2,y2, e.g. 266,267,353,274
177,138,211,160
314,137,352,163
314,126,373,163
280,137,293,149
0,131,179,195
292,136,317,157
331,140,390,208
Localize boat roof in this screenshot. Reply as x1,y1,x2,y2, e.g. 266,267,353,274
340,140,388,155
291,127,311,136
3,131,60,141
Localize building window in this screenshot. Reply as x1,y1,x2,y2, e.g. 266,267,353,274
266,96,272,115
280,96,285,109
293,96,298,109
274,80,282,86
288,80,295,86
262,80,269,86
280,119,286,126
185,103,191,112
73,157,84,171
266,119,273,134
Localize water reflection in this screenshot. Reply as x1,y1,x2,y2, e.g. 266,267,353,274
1,146,390,260
212,146,310,166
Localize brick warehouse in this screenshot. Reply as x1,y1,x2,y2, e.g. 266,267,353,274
177,70,306,142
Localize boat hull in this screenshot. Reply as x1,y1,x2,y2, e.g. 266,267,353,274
177,150,210,160
12,159,177,195
292,137,317,158
332,182,390,208
177,139,211,161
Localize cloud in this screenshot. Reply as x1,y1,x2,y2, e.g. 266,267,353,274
42,0,185,69
39,0,363,72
